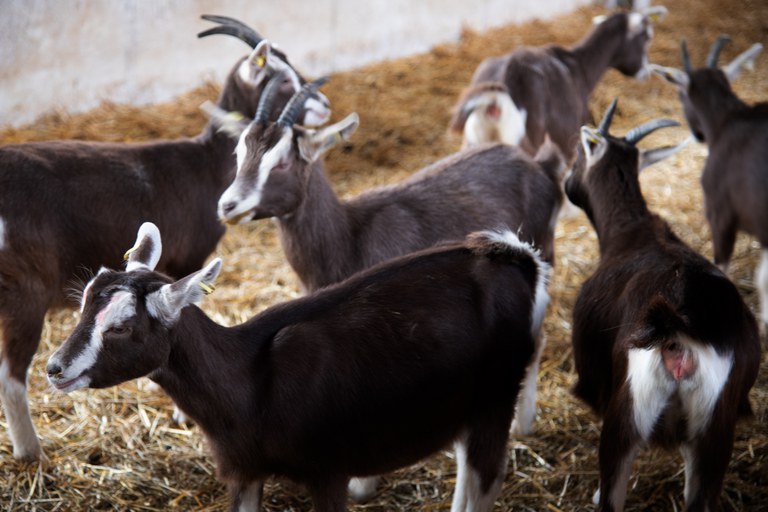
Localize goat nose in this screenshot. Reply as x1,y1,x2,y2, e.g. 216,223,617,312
221,201,236,215
46,362,63,378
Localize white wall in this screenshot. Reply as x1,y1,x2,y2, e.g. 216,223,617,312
0,0,590,126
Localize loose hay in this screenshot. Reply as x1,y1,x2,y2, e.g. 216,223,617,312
1,0,767,509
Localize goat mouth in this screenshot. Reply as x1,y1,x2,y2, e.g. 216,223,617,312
50,373,89,393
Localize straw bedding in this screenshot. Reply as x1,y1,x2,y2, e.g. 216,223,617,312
1,0,766,509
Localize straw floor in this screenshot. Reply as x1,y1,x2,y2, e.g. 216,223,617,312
1,0,766,509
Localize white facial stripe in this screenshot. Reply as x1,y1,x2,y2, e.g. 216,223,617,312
628,338,734,441
65,290,135,381
627,12,645,35
303,93,332,127
80,267,110,312
235,122,255,174
220,127,293,223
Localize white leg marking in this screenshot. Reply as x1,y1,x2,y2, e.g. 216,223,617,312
756,249,768,325
0,359,41,459
348,476,380,502
607,445,640,512
680,443,700,504
450,434,469,512
451,432,506,512
511,334,546,436
237,480,263,512
0,215,6,250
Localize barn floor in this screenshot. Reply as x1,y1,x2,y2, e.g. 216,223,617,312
1,0,767,510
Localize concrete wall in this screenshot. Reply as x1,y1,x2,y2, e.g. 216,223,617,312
0,0,590,127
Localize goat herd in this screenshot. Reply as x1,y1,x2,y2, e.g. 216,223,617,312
1,4,766,512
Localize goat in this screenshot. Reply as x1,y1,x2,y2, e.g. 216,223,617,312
564,100,761,511
650,36,768,326
0,15,330,462
448,7,667,158
47,222,550,512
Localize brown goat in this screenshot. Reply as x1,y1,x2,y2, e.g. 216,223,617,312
0,15,330,461
564,100,760,511
449,7,666,158
651,36,767,326
47,222,550,512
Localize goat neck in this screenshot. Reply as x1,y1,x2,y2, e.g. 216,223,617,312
276,161,354,291
572,14,634,92
569,138,654,256
686,69,747,144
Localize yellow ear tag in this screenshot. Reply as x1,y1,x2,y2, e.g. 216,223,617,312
255,55,266,67
123,246,138,261
587,133,601,145
199,282,215,295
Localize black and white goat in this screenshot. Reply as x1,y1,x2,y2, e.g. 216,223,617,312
449,7,666,157
564,100,761,511
0,15,330,461
47,222,550,512
651,36,767,326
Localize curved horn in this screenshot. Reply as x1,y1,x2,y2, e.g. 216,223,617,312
681,40,692,74
624,118,680,145
198,14,263,49
254,70,288,125
597,98,618,136
277,77,329,127
706,34,732,68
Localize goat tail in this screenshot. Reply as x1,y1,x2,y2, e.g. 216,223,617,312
534,135,568,185
448,81,511,135
627,294,690,350
466,229,551,335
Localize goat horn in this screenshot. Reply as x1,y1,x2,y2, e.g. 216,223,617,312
597,98,618,136
706,34,732,68
198,14,263,49
624,119,680,145
681,40,693,74
255,70,288,125
277,77,329,127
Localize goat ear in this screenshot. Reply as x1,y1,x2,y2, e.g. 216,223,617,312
146,258,223,327
641,6,668,24
723,43,763,82
124,222,163,272
200,101,249,139
639,136,693,171
580,126,607,166
298,113,360,162
239,40,273,86
649,64,690,89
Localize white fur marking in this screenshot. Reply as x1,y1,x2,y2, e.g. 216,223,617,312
756,249,768,325
451,435,470,512
235,122,255,174
463,92,526,147
627,339,733,441
81,268,110,312
56,290,136,390
348,477,380,503
0,359,41,459
237,480,263,512
511,334,546,436
0,216,6,250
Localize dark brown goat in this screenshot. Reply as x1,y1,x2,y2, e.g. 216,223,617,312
47,222,550,512
213,79,565,500
564,101,760,511
0,15,330,461
651,36,767,326
449,7,666,158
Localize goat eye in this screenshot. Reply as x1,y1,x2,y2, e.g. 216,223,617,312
106,325,131,336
